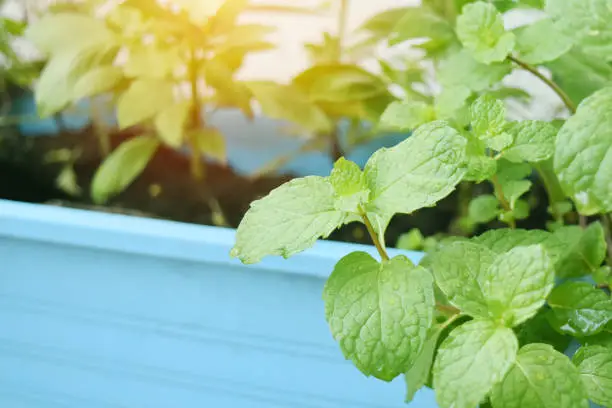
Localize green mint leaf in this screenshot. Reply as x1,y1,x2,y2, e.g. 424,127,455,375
464,133,498,182
329,158,370,213
232,177,346,264
470,94,506,138
547,281,612,337
324,252,435,381
497,159,533,182
552,223,607,278
91,136,159,204
593,265,612,285
546,0,612,62
438,50,512,92
502,121,558,163
405,329,440,403
483,245,555,326
72,65,123,100
584,332,612,349
396,228,425,251
469,195,501,223
554,86,612,215
424,241,495,317
378,100,435,131
500,179,532,210
154,102,190,148
573,345,612,406
491,343,589,408
117,79,175,129
364,121,466,216
515,310,572,353
456,2,516,64
486,132,514,152
465,153,498,182
433,319,518,408
513,18,573,64
434,86,473,127
473,228,564,262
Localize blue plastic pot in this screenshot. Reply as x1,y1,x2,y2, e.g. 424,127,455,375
10,93,408,178
0,198,435,407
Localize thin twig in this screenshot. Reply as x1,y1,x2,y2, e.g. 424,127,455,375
507,55,577,114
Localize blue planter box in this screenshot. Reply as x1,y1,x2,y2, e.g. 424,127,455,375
0,199,436,407
11,94,408,178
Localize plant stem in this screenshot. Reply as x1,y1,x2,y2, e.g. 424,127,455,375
439,312,461,331
507,55,577,114
491,174,516,229
337,0,349,57
91,100,110,157
325,0,350,162
359,207,390,261
601,214,612,265
533,162,565,223
189,46,204,181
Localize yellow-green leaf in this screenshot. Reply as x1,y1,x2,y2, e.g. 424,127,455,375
73,66,124,100
117,79,175,129
91,136,159,204
25,12,115,55
192,127,227,163
154,102,190,148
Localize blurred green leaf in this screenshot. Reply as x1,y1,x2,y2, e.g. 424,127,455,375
192,127,227,163
246,81,332,133
117,79,175,129
35,44,118,117
293,64,388,103
154,102,191,148
73,66,124,100
124,46,180,79
469,195,501,223
438,50,512,92
513,18,572,64
203,57,254,118
379,100,434,131
546,47,612,105
91,136,159,204
25,12,115,55
389,6,455,47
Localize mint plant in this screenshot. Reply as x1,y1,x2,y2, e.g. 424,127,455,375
233,1,612,407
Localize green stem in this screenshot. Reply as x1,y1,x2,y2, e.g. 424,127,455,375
533,162,565,223
188,46,205,181
439,312,462,331
491,174,516,229
337,0,349,58
91,100,110,157
359,207,389,261
507,55,577,114
327,0,350,161
601,214,612,265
